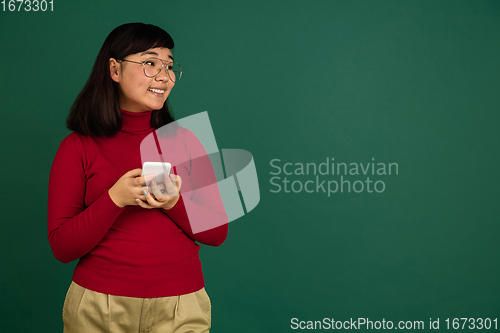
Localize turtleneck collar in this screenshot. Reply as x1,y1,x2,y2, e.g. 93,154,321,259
121,109,153,134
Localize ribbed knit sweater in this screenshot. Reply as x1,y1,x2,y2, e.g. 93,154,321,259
47,110,228,298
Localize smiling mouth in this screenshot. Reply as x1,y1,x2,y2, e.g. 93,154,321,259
148,88,165,94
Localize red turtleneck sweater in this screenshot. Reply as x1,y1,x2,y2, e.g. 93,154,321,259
47,110,228,298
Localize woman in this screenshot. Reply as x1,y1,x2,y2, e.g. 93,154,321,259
48,23,228,333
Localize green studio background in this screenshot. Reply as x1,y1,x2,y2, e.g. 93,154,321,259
1,0,499,332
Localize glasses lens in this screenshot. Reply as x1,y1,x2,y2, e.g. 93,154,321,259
143,58,164,77
167,63,182,82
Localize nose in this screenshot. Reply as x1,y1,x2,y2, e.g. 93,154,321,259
155,65,170,82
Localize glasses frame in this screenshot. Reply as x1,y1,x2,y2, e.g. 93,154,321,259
117,57,182,83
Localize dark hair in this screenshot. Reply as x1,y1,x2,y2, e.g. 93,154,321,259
66,23,176,137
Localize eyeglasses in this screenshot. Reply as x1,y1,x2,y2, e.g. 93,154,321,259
117,57,182,82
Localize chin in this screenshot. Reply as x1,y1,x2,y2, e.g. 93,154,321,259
148,103,165,111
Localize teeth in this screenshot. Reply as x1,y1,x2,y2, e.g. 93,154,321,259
148,88,165,94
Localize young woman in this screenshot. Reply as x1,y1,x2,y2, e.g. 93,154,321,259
48,23,228,333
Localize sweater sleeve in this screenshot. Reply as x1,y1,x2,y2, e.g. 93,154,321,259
162,130,228,247
47,134,125,263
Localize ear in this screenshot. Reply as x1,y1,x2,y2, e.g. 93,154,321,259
109,58,120,83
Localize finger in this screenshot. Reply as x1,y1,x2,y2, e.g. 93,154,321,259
133,172,157,187
126,168,143,178
148,184,166,200
138,189,149,201
141,182,165,190
167,174,182,189
174,175,182,191
164,174,179,196
142,182,166,191
164,173,175,187
142,189,163,208
135,198,155,209
150,180,166,201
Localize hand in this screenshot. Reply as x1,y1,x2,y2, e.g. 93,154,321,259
108,169,157,208
136,174,182,210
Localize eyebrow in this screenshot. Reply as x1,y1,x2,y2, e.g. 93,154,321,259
140,51,174,61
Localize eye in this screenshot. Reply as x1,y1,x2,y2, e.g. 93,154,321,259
145,60,157,67
166,63,173,70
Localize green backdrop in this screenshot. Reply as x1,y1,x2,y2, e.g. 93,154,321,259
1,0,499,332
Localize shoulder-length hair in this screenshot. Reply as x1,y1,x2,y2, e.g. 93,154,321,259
66,23,176,137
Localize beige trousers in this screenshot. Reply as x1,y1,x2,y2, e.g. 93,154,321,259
62,281,211,333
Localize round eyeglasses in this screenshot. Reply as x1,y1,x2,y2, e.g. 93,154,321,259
117,57,182,83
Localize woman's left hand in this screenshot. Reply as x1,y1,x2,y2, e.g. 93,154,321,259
136,174,182,210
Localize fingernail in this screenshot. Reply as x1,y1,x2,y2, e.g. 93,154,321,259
170,174,175,181
151,180,156,185
149,173,157,179
143,190,148,195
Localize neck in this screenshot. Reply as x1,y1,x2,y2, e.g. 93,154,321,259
121,109,153,134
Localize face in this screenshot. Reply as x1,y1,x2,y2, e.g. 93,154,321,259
110,47,175,113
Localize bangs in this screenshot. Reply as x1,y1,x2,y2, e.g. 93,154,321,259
110,23,175,59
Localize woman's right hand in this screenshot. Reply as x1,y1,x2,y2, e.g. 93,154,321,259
108,169,157,208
